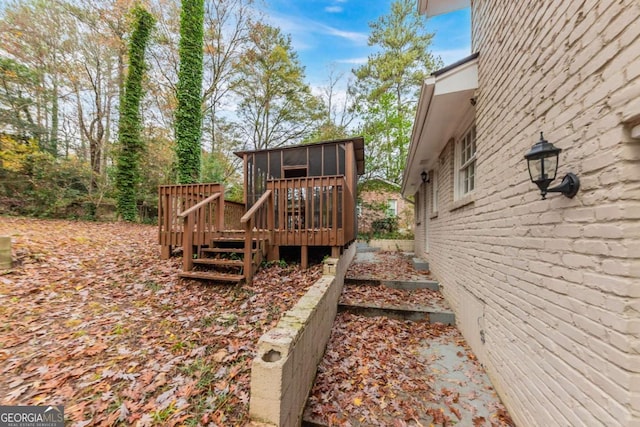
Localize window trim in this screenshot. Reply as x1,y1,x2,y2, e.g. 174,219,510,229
387,199,398,217
415,189,421,226
454,123,477,200
430,168,439,218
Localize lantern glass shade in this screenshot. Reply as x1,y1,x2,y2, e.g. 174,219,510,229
524,132,562,193
524,132,580,200
527,154,558,184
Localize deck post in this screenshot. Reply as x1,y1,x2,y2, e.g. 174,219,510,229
268,245,279,262
244,219,253,283
301,245,308,269
267,191,275,256
183,215,194,271
159,188,172,258
267,190,274,231
331,246,341,258
217,194,225,232
160,245,170,260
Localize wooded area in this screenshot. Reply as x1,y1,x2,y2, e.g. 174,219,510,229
0,0,441,221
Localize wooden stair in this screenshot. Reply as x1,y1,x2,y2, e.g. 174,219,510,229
178,231,267,283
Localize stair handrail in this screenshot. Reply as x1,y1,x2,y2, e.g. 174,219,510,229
178,193,221,218
240,190,273,283
179,192,224,271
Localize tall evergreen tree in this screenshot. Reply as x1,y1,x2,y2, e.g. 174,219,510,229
0,57,43,142
115,5,155,221
175,0,205,183
353,0,441,184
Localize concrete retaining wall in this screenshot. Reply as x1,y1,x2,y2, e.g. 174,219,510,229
249,242,356,426
369,239,414,252
0,236,11,269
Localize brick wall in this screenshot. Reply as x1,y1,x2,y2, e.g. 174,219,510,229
423,1,640,425
358,188,414,234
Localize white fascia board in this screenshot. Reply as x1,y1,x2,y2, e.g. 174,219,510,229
402,80,435,196
402,59,477,197
433,59,478,96
418,0,470,16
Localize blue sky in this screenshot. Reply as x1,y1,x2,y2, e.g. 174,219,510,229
261,0,471,88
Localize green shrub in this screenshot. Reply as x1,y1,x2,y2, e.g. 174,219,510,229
372,217,398,235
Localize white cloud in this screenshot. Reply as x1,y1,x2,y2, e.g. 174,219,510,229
266,13,307,35
319,24,368,45
335,57,368,65
265,11,368,49
325,6,343,13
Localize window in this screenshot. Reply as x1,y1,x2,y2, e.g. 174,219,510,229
431,169,438,213
283,167,307,178
456,125,476,198
387,199,398,217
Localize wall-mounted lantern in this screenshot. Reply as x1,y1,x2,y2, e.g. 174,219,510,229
524,132,580,200
421,170,430,184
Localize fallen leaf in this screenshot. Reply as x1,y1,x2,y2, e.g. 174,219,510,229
118,402,129,422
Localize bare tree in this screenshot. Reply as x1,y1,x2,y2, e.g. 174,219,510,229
201,0,256,152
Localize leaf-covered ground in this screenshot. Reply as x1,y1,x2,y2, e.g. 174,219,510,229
345,251,432,282
340,285,449,313
0,216,321,426
304,313,514,427
305,248,514,427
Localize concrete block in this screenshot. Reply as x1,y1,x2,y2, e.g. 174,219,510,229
381,279,440,291
0,236,11,269
412,257,429,271
257,327,297,358
323,257,338,275
369,239,414,252
249,393,282,425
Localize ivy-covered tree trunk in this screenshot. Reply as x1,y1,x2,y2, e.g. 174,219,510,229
115,6,155,221
175,0,205,183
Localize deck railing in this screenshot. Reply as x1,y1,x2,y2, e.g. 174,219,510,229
240,190,273,283
224,201,245,230
267,176,354,247
158,183,225,258
158,177,356,267
178,193,223,270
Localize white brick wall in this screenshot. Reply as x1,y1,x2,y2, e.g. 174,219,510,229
422,1,640,425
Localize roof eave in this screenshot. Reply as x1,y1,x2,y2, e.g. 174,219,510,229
418,0,471,16
402,54,479,198
401,79,435,196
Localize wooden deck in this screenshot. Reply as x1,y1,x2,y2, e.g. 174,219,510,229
268,176,354,247
158,178,356,283
158,183,244,257
158,137,364,283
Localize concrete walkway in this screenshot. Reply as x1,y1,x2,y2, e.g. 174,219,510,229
303,243,514,426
